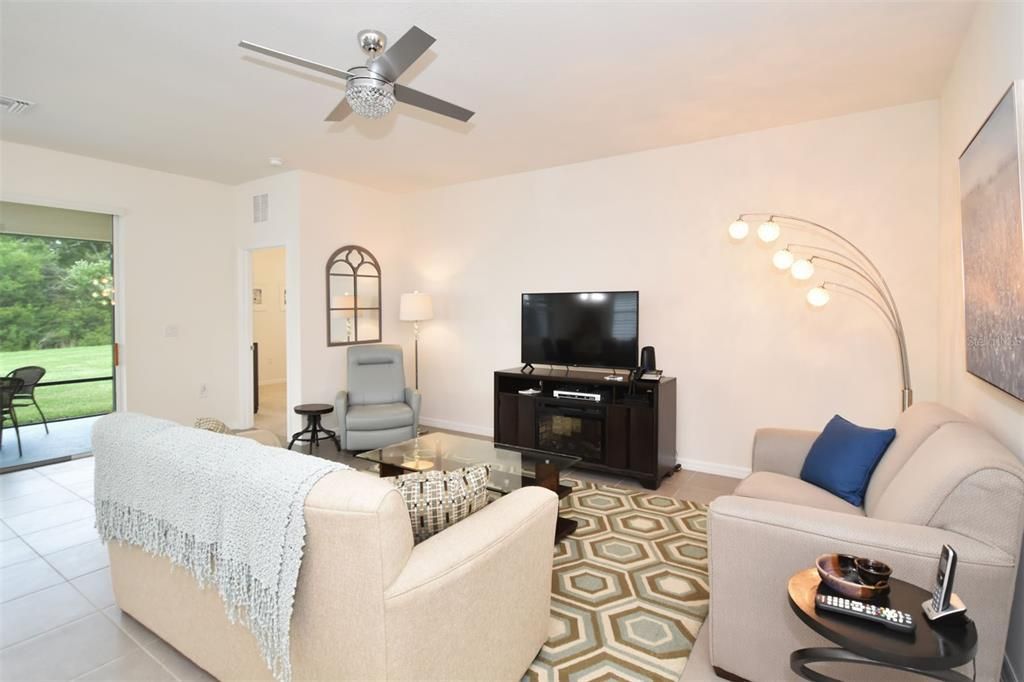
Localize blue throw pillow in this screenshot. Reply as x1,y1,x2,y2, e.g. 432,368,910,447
800,415,896,507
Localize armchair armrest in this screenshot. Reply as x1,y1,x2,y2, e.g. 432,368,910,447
382,487,557,680
404,387,421,433
751,427,819,477
707,495,1017,682
334,390,348,449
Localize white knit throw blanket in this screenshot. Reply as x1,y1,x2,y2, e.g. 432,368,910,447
93,413,346,682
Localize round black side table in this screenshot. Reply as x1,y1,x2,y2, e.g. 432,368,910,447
787,568,977,681
288,403,341,454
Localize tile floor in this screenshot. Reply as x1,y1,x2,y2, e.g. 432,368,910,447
0,443,738,681
0,416,100,472
252,382,287,445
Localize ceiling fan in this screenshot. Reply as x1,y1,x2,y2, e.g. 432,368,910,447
239,26,474,123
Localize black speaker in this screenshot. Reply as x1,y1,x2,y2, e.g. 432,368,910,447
639,346,657,372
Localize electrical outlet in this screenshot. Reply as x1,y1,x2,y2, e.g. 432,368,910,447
199,383,208,399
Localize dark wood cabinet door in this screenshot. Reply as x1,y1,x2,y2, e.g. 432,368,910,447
628,406,656,473
517,396,536,449
497,393,519,445
605,405,629,469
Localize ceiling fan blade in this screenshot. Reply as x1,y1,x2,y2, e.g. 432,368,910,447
325,98,352,122
393,84,474,122
238,41,353,81
368,25,435,82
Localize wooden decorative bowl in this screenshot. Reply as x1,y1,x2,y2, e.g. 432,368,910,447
815,553,890,600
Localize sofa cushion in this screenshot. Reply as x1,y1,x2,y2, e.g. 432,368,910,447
392,465,491,543
863,402,969,515
800,415,895,507
872,422,1024,555
347,403,414,431
733,471,865,516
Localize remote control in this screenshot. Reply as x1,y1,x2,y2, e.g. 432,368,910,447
815,593,915,632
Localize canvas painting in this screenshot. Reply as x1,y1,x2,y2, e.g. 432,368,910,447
959,83,1024,401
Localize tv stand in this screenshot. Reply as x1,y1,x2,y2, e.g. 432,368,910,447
493,367,678,489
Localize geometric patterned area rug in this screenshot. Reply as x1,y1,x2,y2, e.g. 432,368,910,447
525,480,709,682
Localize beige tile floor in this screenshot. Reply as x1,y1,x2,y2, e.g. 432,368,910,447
0,447,738,681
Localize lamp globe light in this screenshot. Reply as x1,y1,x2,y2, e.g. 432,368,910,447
728,219,750,240
757,220,781,243
772,249,795,270
807,286,831,307
791,258,815,280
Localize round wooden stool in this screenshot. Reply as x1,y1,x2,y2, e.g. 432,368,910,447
288,403,341,454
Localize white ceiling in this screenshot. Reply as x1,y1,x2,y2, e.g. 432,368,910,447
0,1,976,192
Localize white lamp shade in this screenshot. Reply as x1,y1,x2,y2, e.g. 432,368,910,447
728,220,749,240
791,258,815,280
772,249,795,270
400,291,434,322
807,286,831,307
757,220,781,243
332,294,355,318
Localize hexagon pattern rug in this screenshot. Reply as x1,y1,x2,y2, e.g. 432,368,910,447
525,480,709,681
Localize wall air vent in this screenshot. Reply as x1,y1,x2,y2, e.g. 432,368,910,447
0,96,35,114
252,193,269,223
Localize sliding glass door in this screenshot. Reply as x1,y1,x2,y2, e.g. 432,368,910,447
0,202,115,468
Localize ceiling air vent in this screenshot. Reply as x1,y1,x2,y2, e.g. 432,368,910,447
0,96,34,114
252,193,269,223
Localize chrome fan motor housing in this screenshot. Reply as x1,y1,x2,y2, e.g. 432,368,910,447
357,29,387,56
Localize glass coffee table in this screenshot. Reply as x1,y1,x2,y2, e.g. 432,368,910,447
358,432,581,542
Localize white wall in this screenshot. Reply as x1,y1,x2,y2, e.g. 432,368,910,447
0,141,238,426
232,170,404,434
251,247,286,385
937,3,1024,678
296,170,404,431
400,101,941,476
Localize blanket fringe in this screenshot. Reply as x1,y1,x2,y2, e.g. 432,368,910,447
97,501,290,681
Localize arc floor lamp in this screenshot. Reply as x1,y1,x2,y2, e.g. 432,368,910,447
728,213,912,411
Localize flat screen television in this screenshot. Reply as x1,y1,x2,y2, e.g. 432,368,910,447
521,291,639,369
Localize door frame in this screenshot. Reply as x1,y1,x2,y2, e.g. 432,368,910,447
237,245,293,431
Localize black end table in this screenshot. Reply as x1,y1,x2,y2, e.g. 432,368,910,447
787,568,977,681
288,403,341,454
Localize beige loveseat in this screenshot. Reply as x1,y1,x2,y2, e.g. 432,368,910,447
707,402,1024,681
107,453,558,680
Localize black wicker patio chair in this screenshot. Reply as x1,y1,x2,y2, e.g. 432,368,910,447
6,366,48,433
0,376,25,457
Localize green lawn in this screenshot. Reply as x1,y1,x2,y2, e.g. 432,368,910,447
0,345,114,424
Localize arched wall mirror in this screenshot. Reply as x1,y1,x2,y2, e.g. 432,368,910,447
326,245,381,346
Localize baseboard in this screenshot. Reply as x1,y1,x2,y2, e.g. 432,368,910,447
678,457,749,480
419,417,493,438
1005,654,1020,682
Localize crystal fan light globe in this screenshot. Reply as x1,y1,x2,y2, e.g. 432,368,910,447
728,220,750,240
791,258,815,280
345,71,395,119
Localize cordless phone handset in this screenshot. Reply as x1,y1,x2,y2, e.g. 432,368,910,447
931,544,957,612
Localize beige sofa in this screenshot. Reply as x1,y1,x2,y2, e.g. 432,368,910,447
707,402,1024,681
108,465,559,680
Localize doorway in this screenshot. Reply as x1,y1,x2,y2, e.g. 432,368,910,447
250,247,287,442
0,202,117,471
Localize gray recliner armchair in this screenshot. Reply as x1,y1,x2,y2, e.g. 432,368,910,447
335,344,421,451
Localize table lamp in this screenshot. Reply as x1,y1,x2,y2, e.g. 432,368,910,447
399,291,433,390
